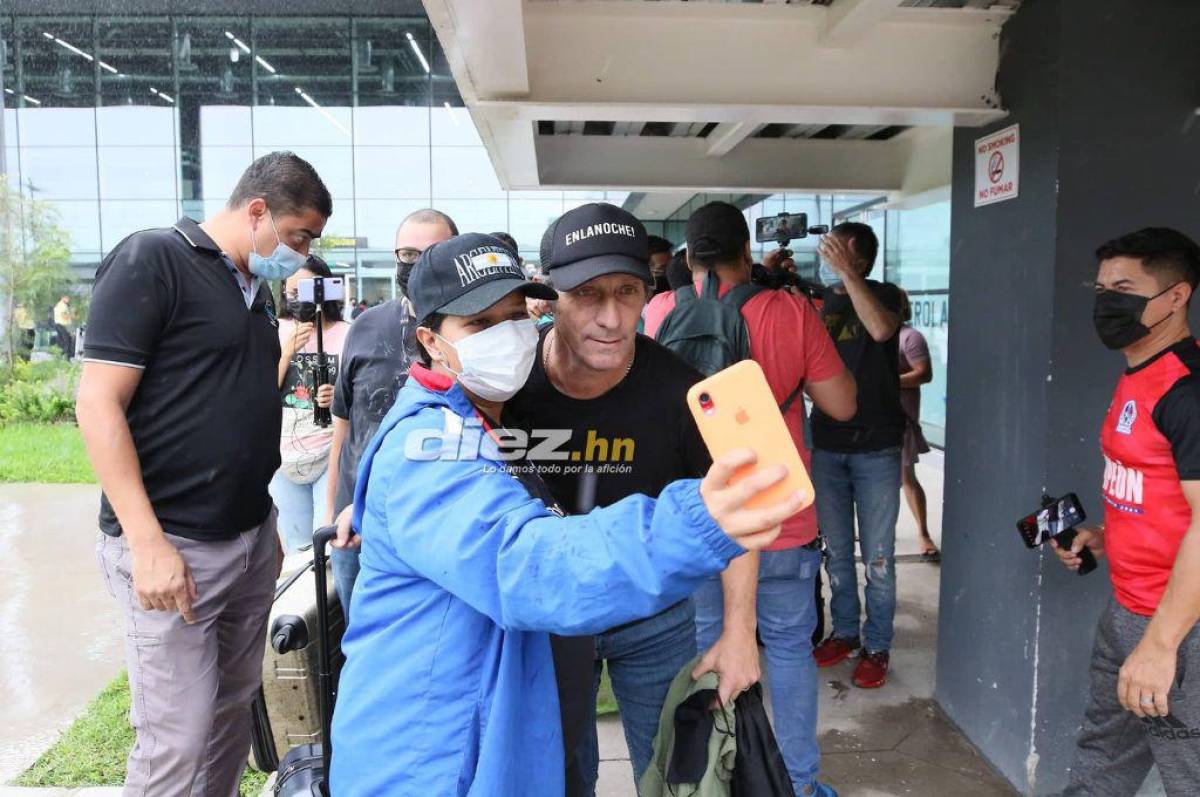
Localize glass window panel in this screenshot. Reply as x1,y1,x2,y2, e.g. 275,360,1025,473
101,199,178,251
352,18,431,109
253,17,352,142
3,150,20,190
254,144,353,200
18,18,97,110
353,146,430,200
3,111,17,146
317,203,356,250
199,106,253,147
353,198,430,253
42,199,102,254
429,105,481,147
432,199,509,240
253,106,353,148
508,198,566,256
99,145,177,200
97,17,173,110
19,145,98,199
176,17,254,206
199,146,253,202
431,146,505,199
352,106,430,147
17,107,97,146
96,106,176,147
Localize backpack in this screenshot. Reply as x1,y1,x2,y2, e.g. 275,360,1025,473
656,271,802,413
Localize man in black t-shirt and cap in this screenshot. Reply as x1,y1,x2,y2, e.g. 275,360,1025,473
505,203,762,795
804,222,906,691
77,151,331,795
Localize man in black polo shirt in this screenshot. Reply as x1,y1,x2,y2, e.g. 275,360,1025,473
77,151,331,796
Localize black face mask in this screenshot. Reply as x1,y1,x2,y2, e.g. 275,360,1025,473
1092,284,1176,350
397,262,416,298
288,300,318,323
653,274,670,295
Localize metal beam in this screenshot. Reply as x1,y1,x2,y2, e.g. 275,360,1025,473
705,121,760,158
821,0,900,48
477,99,1006,129
534,134,910,195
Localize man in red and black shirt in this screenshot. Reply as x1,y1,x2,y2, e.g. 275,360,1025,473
1055,227,1200,796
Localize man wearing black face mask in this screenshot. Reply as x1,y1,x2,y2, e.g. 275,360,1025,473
1054,227,1200,796
324,208,457,613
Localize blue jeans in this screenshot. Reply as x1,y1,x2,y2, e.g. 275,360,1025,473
812,446,902,653
269,468,330,554
330,546,360,621
694,546,824,793
576,599,696,793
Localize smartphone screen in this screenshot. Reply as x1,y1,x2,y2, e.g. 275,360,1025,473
755,213,808,243
1016,493,1086,548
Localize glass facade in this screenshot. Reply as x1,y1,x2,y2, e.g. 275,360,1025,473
0,12,626,306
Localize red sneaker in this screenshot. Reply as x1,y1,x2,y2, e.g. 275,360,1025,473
813,637,860,668
853,650,890,688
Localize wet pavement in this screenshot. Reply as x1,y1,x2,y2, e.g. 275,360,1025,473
3,455,1161,795
0,484,122,784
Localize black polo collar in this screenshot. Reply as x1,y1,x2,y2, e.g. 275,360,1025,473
172,216,222,254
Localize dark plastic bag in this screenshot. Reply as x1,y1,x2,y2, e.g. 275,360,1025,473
730,683,797,797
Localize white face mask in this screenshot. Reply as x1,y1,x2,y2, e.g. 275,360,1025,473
437,318,539,402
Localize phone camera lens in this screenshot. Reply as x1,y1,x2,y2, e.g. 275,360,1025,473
699,392,711,405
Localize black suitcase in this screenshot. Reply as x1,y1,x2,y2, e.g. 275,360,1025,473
250,547,344,773
271,526,339,797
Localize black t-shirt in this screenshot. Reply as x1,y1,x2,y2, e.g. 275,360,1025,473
83,217,282,541
331,299,418,514
504,328,710,515
812,280,906,452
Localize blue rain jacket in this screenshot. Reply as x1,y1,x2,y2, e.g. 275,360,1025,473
329,365,744,796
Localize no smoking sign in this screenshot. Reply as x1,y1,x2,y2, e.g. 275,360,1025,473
975,124,1019,207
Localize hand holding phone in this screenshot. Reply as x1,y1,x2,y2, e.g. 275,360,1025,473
687,360,813,512
1051,528,1102,576
1015,493,1097,576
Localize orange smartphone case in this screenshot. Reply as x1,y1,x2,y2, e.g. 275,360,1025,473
686,360,814,511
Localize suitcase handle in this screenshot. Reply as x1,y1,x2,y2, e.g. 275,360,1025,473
311,525,339,793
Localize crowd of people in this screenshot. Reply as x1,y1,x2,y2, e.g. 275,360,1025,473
73,151,1200,797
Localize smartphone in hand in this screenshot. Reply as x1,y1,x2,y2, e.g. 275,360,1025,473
687,360,814,511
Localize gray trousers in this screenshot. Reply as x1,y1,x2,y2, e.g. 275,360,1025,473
97,509,277,797
1065,598,1200,797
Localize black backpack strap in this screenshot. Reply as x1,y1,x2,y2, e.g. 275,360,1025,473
779,384,803,414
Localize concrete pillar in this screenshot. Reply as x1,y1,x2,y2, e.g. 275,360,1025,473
936,1,1200,793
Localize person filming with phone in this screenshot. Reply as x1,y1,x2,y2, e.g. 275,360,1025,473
1054,227,1200,796
271,254,350,555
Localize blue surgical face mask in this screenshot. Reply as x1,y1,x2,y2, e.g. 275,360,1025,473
819,261,842,288
248,211,307,280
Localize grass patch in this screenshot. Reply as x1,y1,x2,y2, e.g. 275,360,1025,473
597,667,619,717
17,670,615,791
0,422,95,483
15,672,266,796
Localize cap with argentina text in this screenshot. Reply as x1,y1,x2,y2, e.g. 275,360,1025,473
540,203,651,291
409,232,556,323
686,200,750,261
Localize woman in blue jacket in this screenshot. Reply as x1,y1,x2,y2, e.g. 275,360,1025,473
330,234,806,796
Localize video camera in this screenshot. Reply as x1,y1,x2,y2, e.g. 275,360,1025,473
751,213,829,299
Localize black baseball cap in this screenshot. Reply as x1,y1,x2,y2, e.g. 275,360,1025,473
409,232,556,323
686,201,750,261
540,203,651,291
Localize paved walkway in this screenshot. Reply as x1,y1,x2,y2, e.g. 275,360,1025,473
0,485,123,784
